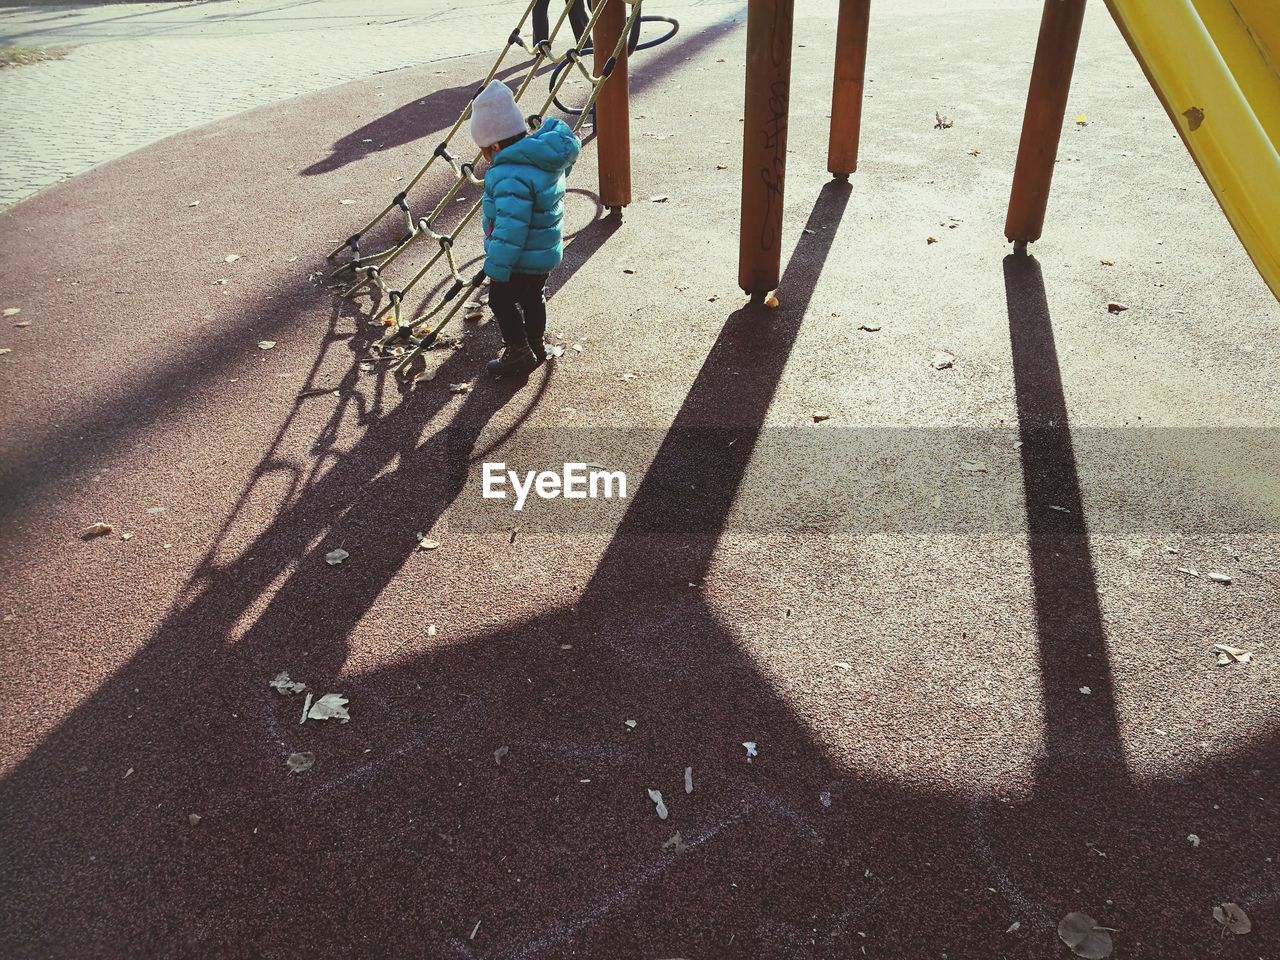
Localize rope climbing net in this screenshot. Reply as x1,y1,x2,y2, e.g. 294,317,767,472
325,0,644,377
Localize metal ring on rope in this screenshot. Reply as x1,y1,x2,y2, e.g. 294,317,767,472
550,16,679,115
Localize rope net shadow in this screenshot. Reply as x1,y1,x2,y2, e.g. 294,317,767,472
324,0,642,377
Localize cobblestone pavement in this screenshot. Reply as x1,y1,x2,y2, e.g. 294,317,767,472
0,0,740,209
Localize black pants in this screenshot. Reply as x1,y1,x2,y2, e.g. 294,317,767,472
531,1,642,53
489,273,549,349
532,0,588,45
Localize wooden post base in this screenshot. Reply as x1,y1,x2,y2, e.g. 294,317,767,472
827,0,871,177
1005,0,1087,244
738,0,796,296
594,0,632,210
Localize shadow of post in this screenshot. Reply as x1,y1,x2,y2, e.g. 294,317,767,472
1003,252,1126,777
587,179,851,591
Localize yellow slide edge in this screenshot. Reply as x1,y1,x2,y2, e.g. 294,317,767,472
1103,0,1280,302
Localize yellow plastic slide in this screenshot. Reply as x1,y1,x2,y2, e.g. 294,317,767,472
1103,0,1280,301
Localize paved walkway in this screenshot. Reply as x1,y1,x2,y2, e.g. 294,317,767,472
0,0,739,208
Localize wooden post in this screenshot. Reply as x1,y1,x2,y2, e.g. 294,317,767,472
1005,0,1087,246
594,0,631,211
828,0,871,179
738,0,796,297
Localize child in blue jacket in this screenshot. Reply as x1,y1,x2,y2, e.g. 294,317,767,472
470,79,581,378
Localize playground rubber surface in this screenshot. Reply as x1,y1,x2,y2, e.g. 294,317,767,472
0,3,1277,958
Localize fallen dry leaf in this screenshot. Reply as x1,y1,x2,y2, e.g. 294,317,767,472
2,308,19,318
934,111,953,129
743,741,758,758
927,236,939,245
0,348,11,356
1075,114,1089,126
448,382,472,394
1206,572,1232,585
307,693,349,723
417,536,441,551
968,148,982,157
1100,258,1115,266
188,813,202,826
812,410,831,423
82,521,115,538
1058,912,1113,959
764,294,780,308
932,350,955,370
1187,834,1200,847
684,766,693,794
650,195,669,203
1213,642,1252,665
225,254,241,263
662,830,687,853
960,461,988,473
858,323,881,332
339,198,357,205
1213,902,1250,935
647,788,669,820
258,340,276,350
1106,302,1128,314
494,745,510,766
269,671,306,695
325,548,349,566
286,751,315,774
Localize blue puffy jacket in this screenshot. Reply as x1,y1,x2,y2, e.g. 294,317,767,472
481,117,581,282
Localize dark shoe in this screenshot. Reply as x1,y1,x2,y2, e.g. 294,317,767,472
486,343,539,378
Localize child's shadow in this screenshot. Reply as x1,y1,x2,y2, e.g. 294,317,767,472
301,65,529,178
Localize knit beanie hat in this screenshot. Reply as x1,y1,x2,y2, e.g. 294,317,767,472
470,80,529,149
